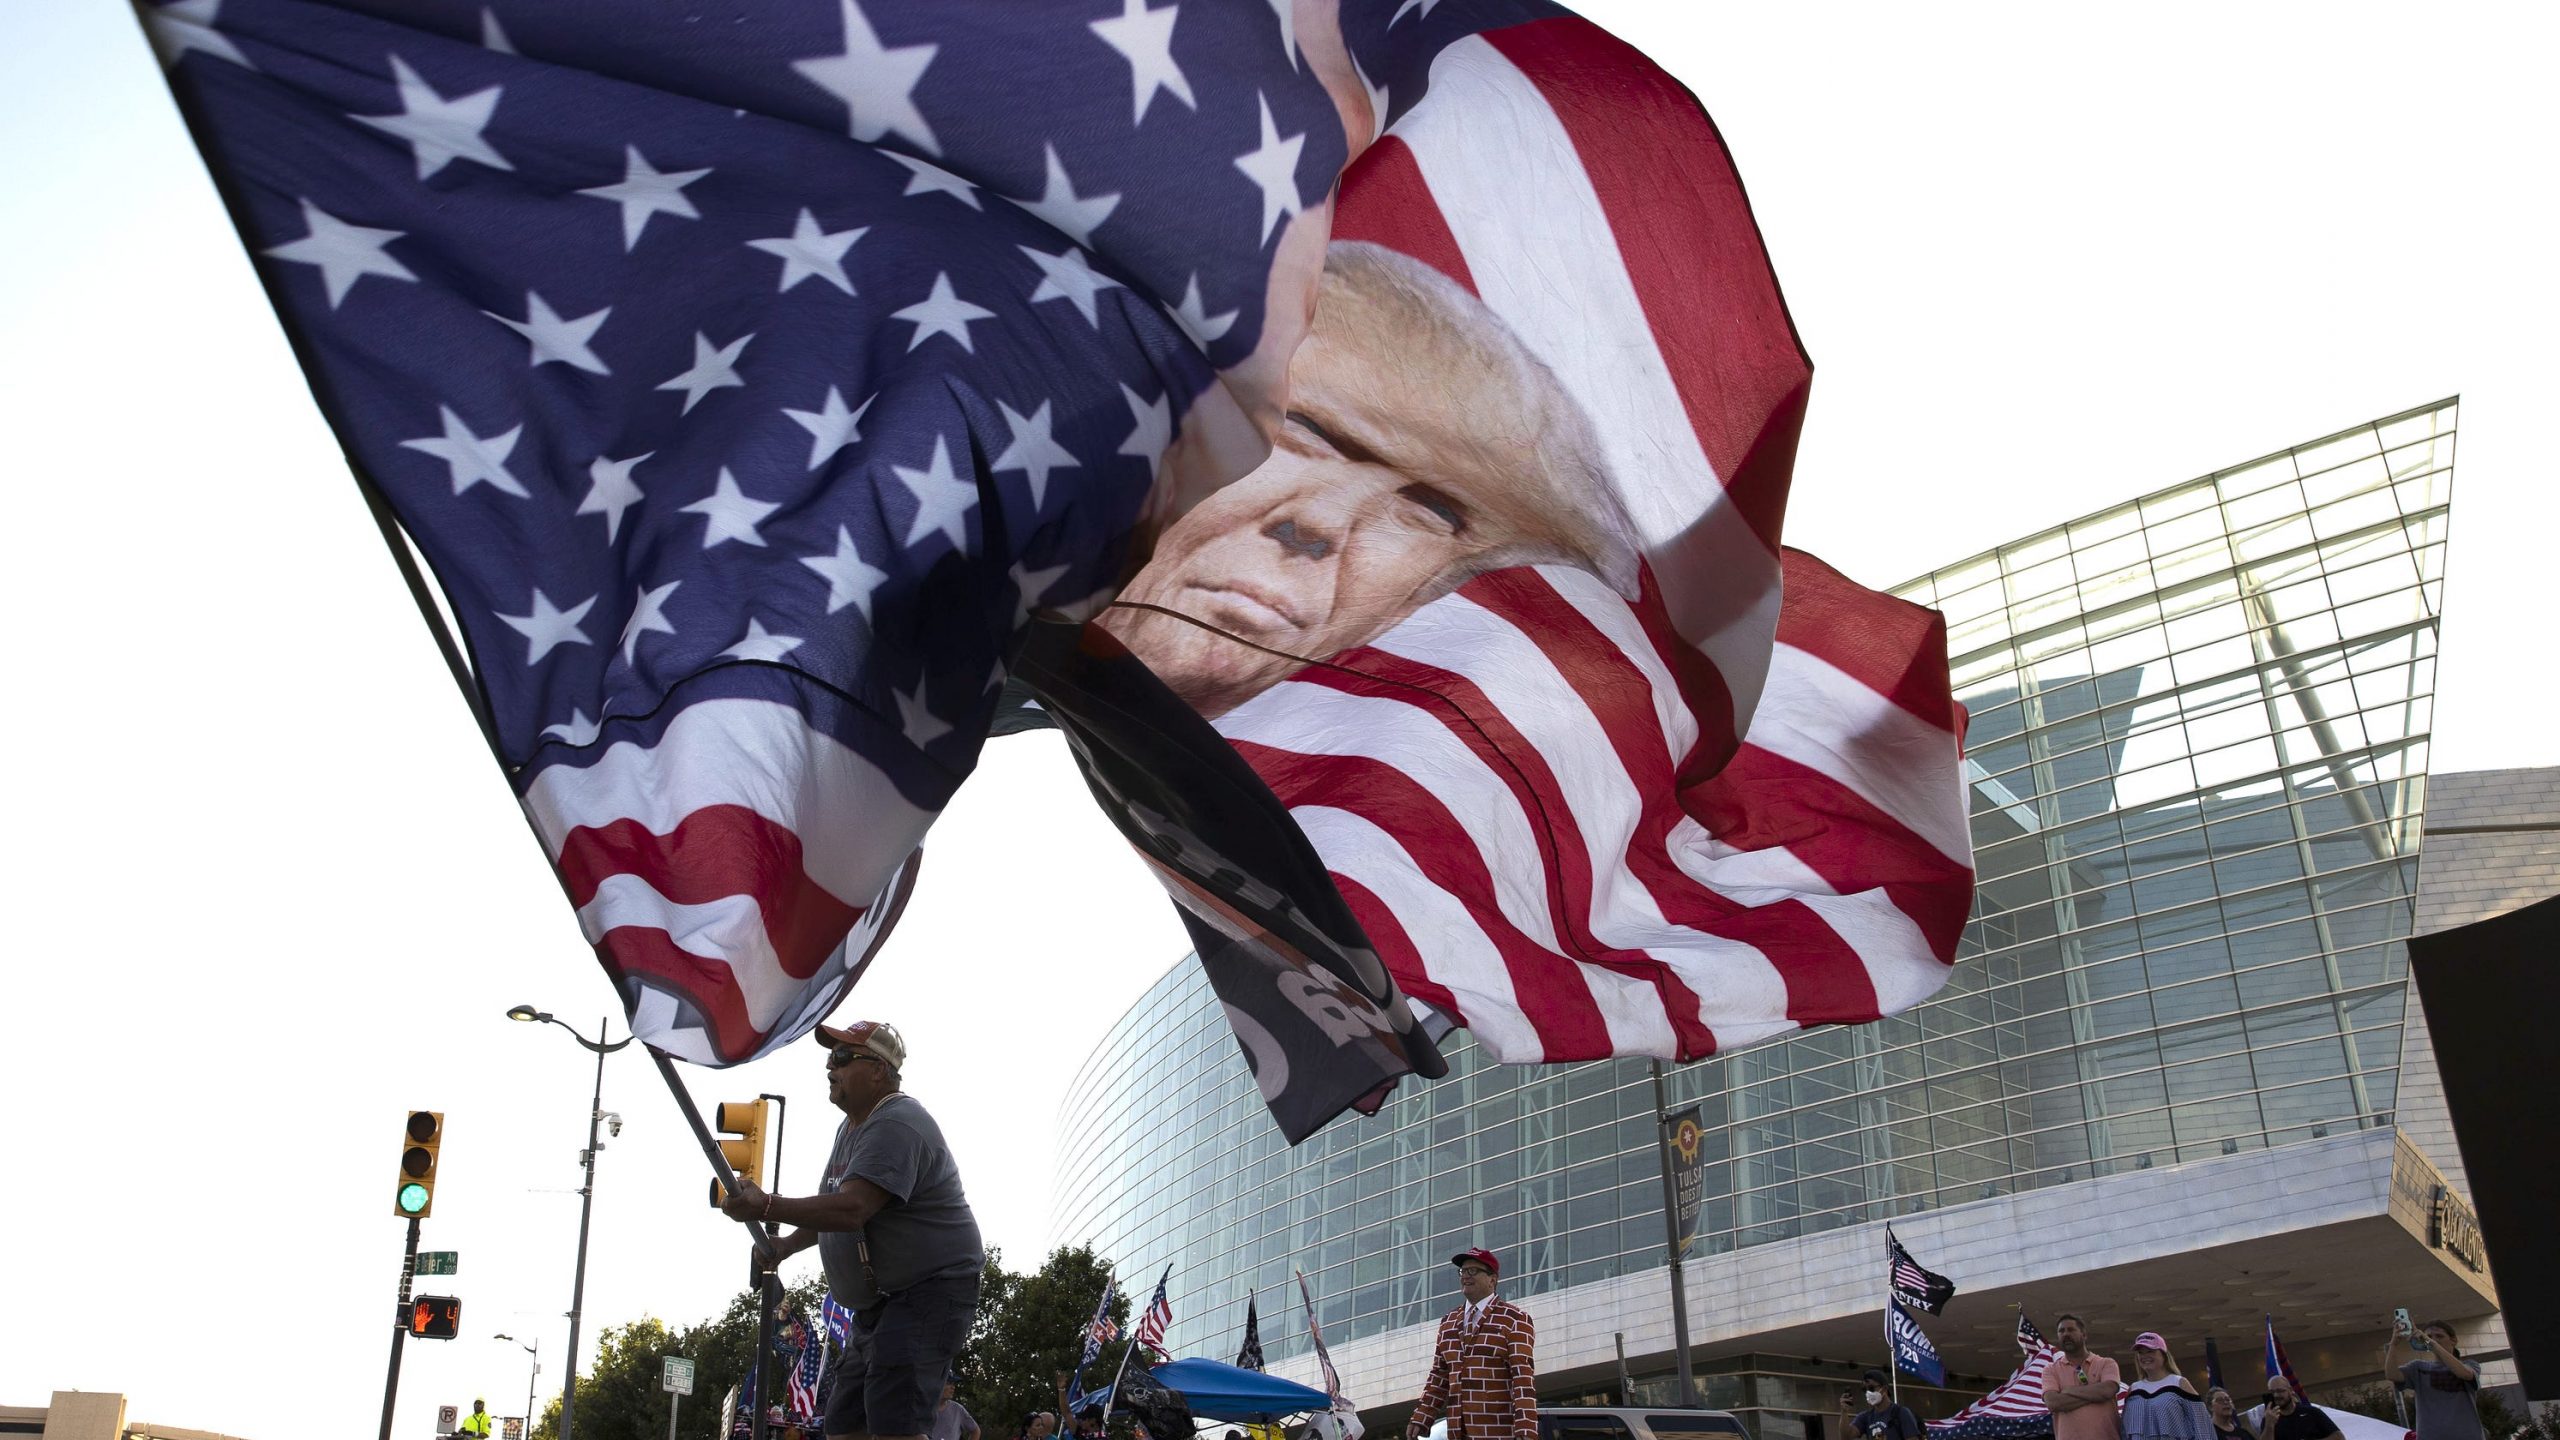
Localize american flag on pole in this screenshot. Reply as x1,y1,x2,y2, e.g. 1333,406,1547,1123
1132,1265,1173,1361
1068,1274,1120,1412
148,0,1971,1127
784,1308,827,1424
1928,1315,2059,1438
1888,1228,1958,1316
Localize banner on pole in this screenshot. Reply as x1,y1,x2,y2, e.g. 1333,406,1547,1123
1665,1105,1707,1257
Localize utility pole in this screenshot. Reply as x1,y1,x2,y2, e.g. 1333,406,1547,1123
1649,1061,1698,1408
561,1015,612,1440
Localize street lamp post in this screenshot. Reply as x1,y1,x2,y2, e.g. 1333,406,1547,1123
507,1005,632,1440
494,1333,540,1439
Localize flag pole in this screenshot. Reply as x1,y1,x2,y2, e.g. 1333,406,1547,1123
1884,1231,1900,1411
1104,1265,1169,1415
352,463,779,1267
1648,1061,1699,1407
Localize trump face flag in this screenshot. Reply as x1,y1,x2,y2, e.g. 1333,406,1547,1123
147,0,1971,1137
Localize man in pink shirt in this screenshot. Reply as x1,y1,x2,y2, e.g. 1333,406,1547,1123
2043,1314,2125,1440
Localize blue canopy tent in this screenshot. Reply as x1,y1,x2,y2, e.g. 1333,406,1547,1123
1148,1359,1333,1423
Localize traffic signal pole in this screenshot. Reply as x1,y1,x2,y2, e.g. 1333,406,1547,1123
380,1215,422,1440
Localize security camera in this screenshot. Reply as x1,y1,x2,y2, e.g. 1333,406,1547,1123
604,1112,624,1138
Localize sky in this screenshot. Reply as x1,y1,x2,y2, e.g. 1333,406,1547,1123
1,5,2553,1440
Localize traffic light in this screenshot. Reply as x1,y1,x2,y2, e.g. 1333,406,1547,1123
409,1294,461,1339
707,1099,769,1208
395,1110,443,1219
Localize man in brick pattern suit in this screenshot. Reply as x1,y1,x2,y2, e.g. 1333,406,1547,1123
1404,1248,1537,1440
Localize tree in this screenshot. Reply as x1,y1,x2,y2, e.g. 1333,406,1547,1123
531,1275,830,1440
958,1243,1130,1439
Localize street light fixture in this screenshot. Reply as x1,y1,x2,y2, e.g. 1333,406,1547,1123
506,1005,631,1440
493,1333,540,1439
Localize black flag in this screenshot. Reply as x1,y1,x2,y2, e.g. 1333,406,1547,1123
1887,1228,1958,1315
1236,1293,1265,1371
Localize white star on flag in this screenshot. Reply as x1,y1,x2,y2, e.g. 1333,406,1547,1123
485,291,612,374
885,151,980,209
1091,0,1195,124
721,618,805,663
1019,245,1122,326
1233,92,1305,243
353,55,513,181
144,0,251,71
263,199,415,309
578,146,710,251
478,7,517,54
800,526,890,621
400,406,528,497
1389,0,1443,24
890,273,995,352
1015,144,1121,249
894,681,953,748
542,709,601,746
618,580,681,662
1118,383,1172,481
498,589,596,664
893,435,976,550
681,468,779,548
792,0,940,154
1010,560,1074,627
747,209,868,295
1167,273,1237,345
991,399,1080,509
578,452,652,541
784,386,874,470
656,331,752,413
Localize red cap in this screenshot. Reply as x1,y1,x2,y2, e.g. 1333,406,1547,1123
1450,1247,1500,1276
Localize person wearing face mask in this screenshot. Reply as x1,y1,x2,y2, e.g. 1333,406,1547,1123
1841,1370,1921,1440
2120,1334,2212,1440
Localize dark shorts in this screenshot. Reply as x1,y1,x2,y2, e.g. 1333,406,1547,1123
825,1272,980,1439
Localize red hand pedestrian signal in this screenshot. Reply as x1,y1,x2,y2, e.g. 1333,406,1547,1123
409,1294,461,1339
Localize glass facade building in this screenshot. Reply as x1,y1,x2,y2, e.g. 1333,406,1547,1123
1050,399,2461,1415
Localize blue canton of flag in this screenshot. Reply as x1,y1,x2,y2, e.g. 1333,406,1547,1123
1890,1300,1947,1387
143,0,1356,1067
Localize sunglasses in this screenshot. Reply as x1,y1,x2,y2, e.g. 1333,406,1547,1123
829,1045,887,1069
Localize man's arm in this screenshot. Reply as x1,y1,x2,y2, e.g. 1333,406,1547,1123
1507,1309,1539,1440
719,1173,896,1233
1405,1327,1452,1438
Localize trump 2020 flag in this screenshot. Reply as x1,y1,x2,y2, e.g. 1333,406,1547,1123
146,0,1972,1135
1890,1301,1947,1387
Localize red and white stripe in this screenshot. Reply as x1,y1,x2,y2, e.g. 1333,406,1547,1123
1133,1286,1173,1359
1218,16,1973,1063
1934,1341,2063,1427
518,698,929,1064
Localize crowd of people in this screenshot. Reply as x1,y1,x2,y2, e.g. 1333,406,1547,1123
2026,1312,2488,1440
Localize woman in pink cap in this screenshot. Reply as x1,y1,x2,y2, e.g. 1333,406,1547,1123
2121,1333,2213,1440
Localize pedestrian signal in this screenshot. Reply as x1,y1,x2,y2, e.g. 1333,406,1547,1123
396,1110,443,1218
708,1099,769,1208
410,1294,462,1339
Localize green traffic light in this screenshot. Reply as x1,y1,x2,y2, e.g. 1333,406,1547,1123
398,1181,431,1215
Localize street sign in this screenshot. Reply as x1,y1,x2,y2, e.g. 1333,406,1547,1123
663,1355,696,1396
437,1405,458,1435
417,1250,459,1276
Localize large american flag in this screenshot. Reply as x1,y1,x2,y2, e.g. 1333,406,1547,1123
1929,1315,2060,1439
1174,14,1973,1064
148,0,1972,1104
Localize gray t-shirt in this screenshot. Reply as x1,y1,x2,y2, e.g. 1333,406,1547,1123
2401,1359,2484,1440
817,1092,984,1307
929,1399,978,1440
